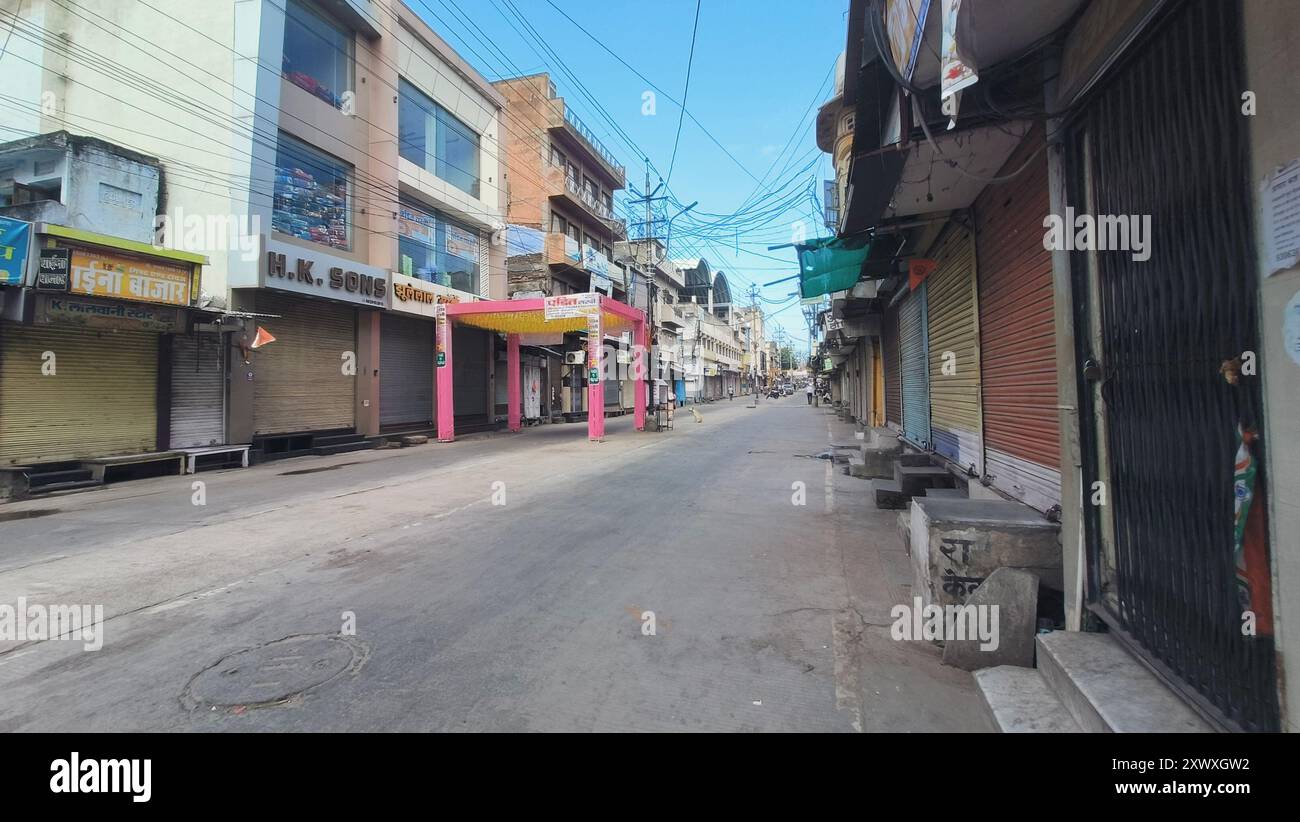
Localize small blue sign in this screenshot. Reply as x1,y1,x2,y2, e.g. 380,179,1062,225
0,216,32,286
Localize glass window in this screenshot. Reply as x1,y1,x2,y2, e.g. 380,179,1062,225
399,79,481,198
273,132,350,250
282,0,352,110
550,146,566,168
550,212,566,234
396,200,480,295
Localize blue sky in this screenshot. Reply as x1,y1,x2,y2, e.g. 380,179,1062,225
407,0,848,356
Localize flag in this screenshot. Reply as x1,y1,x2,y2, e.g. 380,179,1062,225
250,326,276,349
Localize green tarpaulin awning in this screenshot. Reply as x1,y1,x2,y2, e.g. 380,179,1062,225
795,235,871,300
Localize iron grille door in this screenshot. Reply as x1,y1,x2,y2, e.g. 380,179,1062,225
1068,0,1277,731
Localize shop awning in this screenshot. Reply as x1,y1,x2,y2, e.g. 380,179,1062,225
795,235,872,300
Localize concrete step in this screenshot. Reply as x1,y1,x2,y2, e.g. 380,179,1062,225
847,453,869,478
25,478,103,494
896,453,933,467
1036,631,1213,732
873,479,907,509
26,468,95,487
896,464,957,497
312,440,379,457
974,666,1082,733
921,487,967,499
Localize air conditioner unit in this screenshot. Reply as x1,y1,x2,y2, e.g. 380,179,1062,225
565,351,585,365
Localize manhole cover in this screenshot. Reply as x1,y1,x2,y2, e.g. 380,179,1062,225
182,634,365,709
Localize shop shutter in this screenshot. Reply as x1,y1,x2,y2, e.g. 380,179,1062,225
975,123,1060,510
0,323,158,465
379,314,434,427
452,324,489,416
883,303,902,426
926,226,982,473
169,331,226,448
898,284,930,446
253,293,356,435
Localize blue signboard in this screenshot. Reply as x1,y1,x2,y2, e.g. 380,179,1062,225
0,216,32,286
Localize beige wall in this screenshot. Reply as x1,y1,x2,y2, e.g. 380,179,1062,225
1244,0,1300,733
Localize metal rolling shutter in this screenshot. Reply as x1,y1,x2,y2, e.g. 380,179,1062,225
1,323,158,465
883,303,902,426
975,123,1060,510
452,324,488,416
379,314,434,427
253,293,356,435
169,332,226,449
926,226,982,473
898,284,930,446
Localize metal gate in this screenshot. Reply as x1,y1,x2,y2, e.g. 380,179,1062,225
0,323,158,464
1068,0,1276,731
898,284,930,447
883,303,902,426
379,314,434,428
170,331,226,448
253,293,357,435
976,122,1061,512
926,226,982,474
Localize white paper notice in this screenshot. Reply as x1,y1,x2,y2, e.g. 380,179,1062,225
1284,291,1300,366
1262,160,1300,276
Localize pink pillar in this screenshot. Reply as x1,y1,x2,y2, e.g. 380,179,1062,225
436,311,454,442
587,313,604,441
634,320,647,431
507,333,521,432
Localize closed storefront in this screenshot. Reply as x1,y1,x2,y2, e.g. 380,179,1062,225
452,324,489,419
882,303,902,427
253,291,357,435
926,225,982,473
168,331,226,449
898,284,930,446
523,363,542,420
975,123,1059,511
379,313,434,428
1,323,158,465
0,229,201,469
1064,0,1275,730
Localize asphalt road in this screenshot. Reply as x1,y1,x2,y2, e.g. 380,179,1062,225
0,394,989,732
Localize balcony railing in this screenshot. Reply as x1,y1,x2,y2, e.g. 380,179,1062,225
563,106,625,180
565,174,613,221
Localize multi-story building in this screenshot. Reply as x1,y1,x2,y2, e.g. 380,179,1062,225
0,132,212,495
496,72,627,420
496,71,626,297
617,236,687,406
2,0,508,465
681,299,742,401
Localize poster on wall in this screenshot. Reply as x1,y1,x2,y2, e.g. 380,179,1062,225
0,216,32,286
435,303,447,367
1262,159,1300,276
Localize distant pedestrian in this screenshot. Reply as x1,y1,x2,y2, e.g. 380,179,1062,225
728,387,735,401
805,383,814,405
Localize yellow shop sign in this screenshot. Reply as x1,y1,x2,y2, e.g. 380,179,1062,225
67,246,195,306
